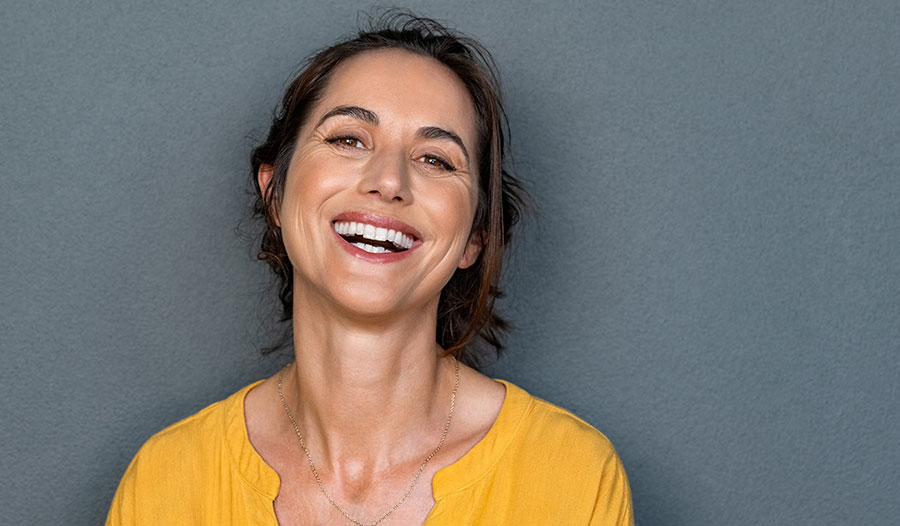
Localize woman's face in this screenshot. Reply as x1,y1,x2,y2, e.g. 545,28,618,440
268,49,482,318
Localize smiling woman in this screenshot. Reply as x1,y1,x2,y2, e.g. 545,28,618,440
106,12,632,526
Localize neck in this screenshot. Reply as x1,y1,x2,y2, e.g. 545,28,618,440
281,284,456,474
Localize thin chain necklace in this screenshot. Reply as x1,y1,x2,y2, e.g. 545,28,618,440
277,358,459,526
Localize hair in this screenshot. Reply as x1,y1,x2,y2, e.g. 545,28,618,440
250,11,528,368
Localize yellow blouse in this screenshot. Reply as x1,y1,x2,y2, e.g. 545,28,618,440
107,379,632,525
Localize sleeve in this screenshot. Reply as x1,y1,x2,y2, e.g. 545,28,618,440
589,446,634,526
105,448,144,526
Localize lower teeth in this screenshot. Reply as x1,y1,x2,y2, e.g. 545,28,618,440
352,242,389,254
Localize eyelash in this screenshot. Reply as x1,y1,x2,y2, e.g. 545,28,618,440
324,135,457,172
325,135,365,149
420,154,456,172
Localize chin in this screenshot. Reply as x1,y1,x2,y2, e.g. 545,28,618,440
327,282,420,320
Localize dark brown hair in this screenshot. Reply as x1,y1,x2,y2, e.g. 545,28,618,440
250,11,527,368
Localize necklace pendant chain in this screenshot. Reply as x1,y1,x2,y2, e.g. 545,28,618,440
277,357,460,526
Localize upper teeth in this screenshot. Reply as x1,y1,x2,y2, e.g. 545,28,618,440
333,221,414,250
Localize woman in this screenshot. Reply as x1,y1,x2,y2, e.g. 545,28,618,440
107,13,632,526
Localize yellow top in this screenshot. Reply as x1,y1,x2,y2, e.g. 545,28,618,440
107,379,633,525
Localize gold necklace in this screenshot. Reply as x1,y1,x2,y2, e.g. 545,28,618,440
277,358,459,526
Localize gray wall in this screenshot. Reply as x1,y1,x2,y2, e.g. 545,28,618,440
2,1,898,524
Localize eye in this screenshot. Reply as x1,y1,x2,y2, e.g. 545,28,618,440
326,135,366,149
418,154,456,172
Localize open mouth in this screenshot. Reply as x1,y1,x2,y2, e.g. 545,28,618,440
333,220,416,254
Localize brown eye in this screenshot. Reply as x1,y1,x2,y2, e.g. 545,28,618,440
326,136,365,149
419,155,456,171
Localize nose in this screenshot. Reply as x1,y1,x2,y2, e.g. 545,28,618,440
358,149,412,203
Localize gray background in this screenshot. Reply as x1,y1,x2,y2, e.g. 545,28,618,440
2,1,898,524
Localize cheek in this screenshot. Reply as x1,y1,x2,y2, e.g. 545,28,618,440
277,199,306,267
277,167,329,260
436,184,479,245
278,178,307,242
280,155,342,223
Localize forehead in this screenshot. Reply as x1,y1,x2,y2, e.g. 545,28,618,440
313,49,479,144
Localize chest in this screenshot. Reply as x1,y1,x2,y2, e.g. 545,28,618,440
271,465,438,526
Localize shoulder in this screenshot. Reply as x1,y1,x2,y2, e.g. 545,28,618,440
134,382,256,464
106,381,263,524
503,381,621,465
468,380,633,524
502,382,631,495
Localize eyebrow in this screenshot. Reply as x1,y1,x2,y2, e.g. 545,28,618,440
316,105,379,128
316,105,470,164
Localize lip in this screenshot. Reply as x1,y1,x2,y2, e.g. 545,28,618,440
331,211,423,263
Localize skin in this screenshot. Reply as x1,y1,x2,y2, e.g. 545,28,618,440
244,49,507,525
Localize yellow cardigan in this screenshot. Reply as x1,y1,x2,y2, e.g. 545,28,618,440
107,379,632,525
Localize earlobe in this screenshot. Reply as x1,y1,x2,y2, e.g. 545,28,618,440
257,164,281,227
458,232,483,269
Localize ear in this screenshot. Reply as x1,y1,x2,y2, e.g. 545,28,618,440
257,163,280,227
458,231,483,269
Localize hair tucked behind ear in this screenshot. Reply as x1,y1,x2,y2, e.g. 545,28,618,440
249,9,528,369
